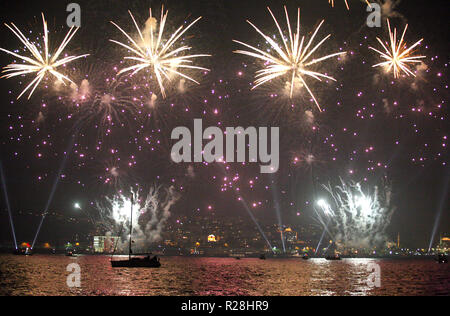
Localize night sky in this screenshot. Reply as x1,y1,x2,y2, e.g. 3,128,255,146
0,0,448,248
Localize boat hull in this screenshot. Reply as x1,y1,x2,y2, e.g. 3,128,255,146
13,250,33,256
111,257,161,268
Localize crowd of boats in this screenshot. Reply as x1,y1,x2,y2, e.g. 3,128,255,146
12,247,448,268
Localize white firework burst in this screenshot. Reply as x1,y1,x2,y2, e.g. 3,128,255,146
0,13,89,100
233,6,345,112
110,7,210,98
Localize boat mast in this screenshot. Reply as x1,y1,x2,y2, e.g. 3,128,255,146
129,193,133,260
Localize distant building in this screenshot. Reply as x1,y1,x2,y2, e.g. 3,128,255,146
284,227,298,243
440,233,450,250
93,236,120,253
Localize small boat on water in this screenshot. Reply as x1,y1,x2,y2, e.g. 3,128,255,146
326,254,341,261
110,194,161,268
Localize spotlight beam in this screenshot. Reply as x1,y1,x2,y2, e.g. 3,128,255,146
270,177,286,253
220,165,274,253
0,161,18,250
428,169,449,252
32,121,83,249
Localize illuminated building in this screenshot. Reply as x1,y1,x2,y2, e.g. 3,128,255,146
208,235,217,243
283,227,298,243
93,236,120,253
440,233,450,251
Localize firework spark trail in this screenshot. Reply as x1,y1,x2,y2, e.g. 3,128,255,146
110,7,210,98
142,186,180,244
233,6,345,112
0,13,89,100
315,179,395,249
328,0,371,10
0,161,18,250
369,19,425,78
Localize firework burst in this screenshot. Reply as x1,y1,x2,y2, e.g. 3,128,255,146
89,80,137,130
95,186,180,248
233,7,345,112
369,19,426,78
315,179,395,249
0,13,89,100
110,7,210,99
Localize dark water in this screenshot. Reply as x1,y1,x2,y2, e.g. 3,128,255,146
0,255,448,296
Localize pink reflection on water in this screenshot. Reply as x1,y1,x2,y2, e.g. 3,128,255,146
0,255,448,296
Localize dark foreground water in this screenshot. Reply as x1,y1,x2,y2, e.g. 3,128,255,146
0,255,448,296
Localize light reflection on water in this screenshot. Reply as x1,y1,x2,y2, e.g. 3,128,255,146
0,255,448,296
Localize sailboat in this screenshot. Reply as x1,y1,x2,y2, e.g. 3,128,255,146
111,194,161,268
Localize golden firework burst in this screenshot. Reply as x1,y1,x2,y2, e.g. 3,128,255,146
233,6,345,112
0,13,89,100
110,7,210,98
369,19,425,78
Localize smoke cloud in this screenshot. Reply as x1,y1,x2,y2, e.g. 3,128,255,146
95,185,180,253
316,179,395,249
